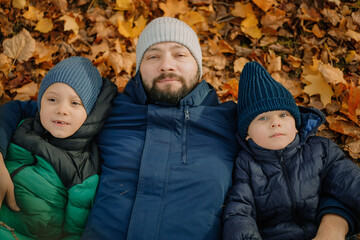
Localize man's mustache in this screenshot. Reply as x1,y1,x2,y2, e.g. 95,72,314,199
153,73,185,84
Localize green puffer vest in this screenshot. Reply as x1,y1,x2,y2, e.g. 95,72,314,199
0,78,117,240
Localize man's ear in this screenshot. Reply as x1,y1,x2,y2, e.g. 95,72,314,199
245,135,250,141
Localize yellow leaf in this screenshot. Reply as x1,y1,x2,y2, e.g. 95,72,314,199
10,82,38,101
252,0,276,12
160,0,190,17
312,24,325,38
12,0,26,9
231,2,254,18
345,50,360,63
23,5,43,21
115,0,132,11
241,14,262,39
3,28,35,62
35,18,53,33
117,15,146,38
59,15,79,35
118,17,134,38
302,60,333,107
317,61,347,85
179,11,205,27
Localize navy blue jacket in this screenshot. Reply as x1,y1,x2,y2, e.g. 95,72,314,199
0,76,358,239
223,107,360,240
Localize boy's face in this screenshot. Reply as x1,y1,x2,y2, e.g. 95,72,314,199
139,42,199,104
246,110,298,150
40,83,87,139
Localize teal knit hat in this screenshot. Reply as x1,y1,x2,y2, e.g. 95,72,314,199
136,17,202,79
37,56,103,115
237,61,301,139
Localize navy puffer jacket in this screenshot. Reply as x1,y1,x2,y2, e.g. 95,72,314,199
82,72,239,240
223,107,360,240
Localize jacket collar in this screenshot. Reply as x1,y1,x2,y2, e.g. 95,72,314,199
123,71,212,107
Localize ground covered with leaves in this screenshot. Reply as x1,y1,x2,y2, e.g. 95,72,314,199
1,1,360,160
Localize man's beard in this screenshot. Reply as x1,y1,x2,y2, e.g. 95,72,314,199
144,72,200,105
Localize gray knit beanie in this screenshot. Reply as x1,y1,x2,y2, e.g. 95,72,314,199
136,17,202,79
37,56,103,115
237,61,301,139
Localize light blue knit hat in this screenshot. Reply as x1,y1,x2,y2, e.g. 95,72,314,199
37,56,103,115
237,61,301,139
136,17,202,79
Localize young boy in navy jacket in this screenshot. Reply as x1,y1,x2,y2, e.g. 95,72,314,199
223,61,360,240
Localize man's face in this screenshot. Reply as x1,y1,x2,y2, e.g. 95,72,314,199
40,83,87,138
139,42,200,105
246,110,298,150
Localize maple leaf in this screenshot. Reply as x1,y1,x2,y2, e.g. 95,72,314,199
327,115,360,139
35,18,53,33
302,60,333,107
160,0,190,17
10,82,38,101
107,52,135,75
59,15,79,35
3,28,36,62
241,14,262,39
252,0,276,12
317,61,347,85
12,0,26,9
179,11,205,27
117,15,146,39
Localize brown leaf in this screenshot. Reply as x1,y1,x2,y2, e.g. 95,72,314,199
327,115,360,139
0,54,12,75
231,2,254,18
10,82,38,101
252,0,277,12
3,29,36,62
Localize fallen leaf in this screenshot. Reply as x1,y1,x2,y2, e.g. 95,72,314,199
60,15,79,35
10,82,38,101
345,29,360,42
3,28,36,62
302,60,333,107
33,41,58,64
0,54,12,74
241,14,262,39
160,0,190,17
261,8,288,30
234,57,249,73
231,2,254,18
35,18,53,33
23,5,43,21
287,55,302,68
222,78,239,98
317,61,347,85
252,0,276,12
179,11,205,27
12,0,26,9
312,24,325,38
203,54,227,71
51,0,68,12
115,0,132,11
345,50,360,63
107,51,135,75
327,115,360,138
117,15,146,38
266,50,281,73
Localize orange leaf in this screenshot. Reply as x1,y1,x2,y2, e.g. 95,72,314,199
222,79,239,98
231,2,254,18
179,11,204,27
10,82,38,101
23,5,43,21
241,14,262,39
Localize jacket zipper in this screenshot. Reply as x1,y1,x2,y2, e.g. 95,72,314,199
279,153,310,239
182,108,190,164
10,153,38,179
